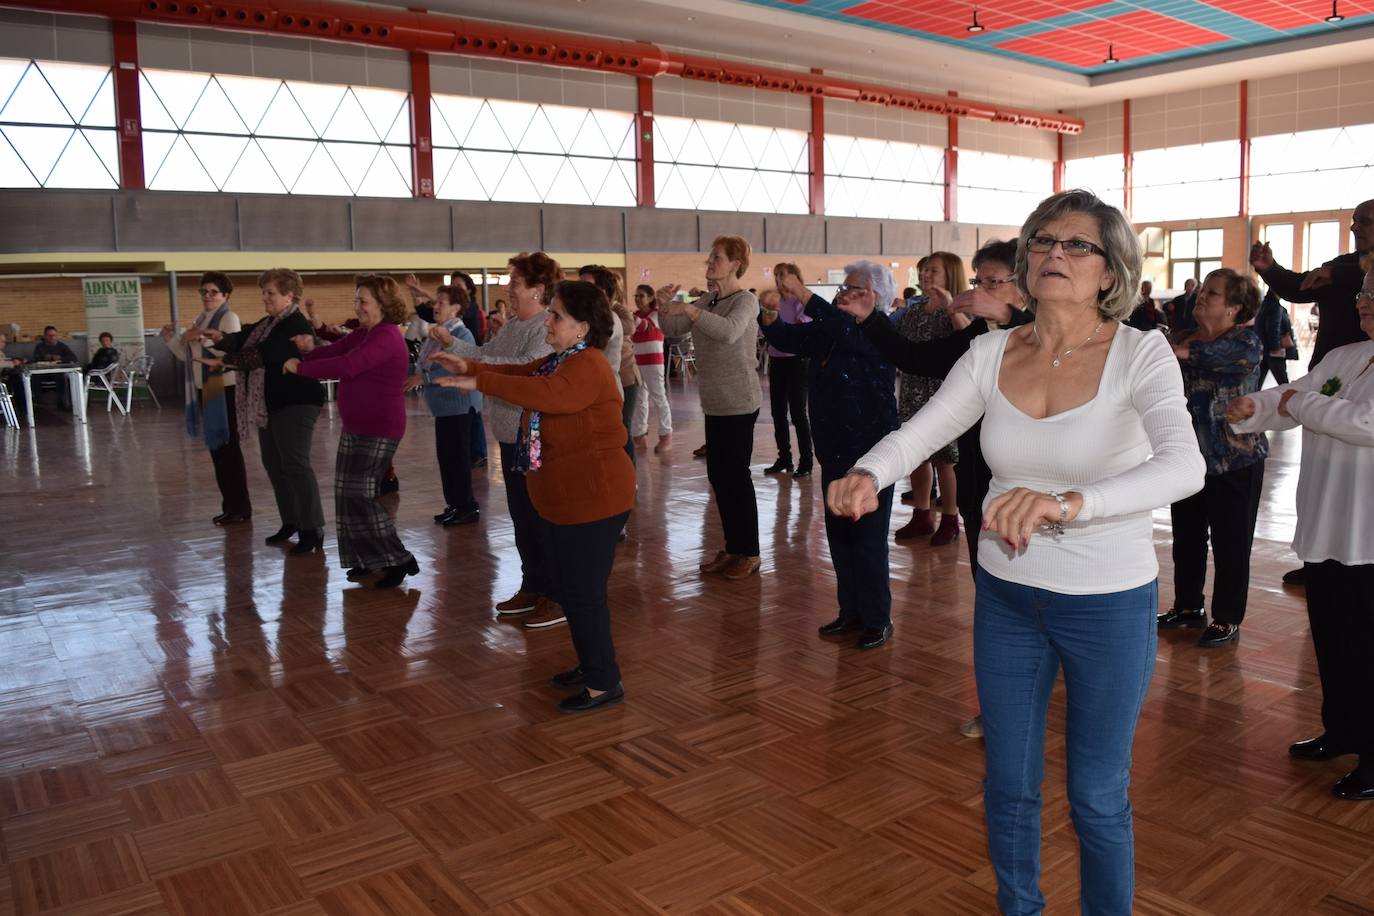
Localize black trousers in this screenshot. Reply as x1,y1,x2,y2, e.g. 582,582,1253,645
767,356,811,464
822,466,893,629
1258,356,1290,387
621,383,639,465
548,510,630,692
1305,560,1374,777
469,410,488,460
500,440,551,596
210,390,251,517
434,411,476,513
705,410,759,557
257,404,325,531
1169,460,1265,625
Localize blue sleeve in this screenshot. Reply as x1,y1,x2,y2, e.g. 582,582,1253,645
1188,330,1263,377
760,314,819,357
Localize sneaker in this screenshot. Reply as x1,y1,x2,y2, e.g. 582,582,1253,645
495,590,540,615
960,715,984,738
523,598,567,629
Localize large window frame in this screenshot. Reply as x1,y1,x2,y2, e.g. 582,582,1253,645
653,114,809,214
958,150,1053,227
0,57,119,189
1168,228,1223,290
822,134,943,220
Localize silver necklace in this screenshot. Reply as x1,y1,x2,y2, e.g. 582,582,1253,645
1032,320,1104,368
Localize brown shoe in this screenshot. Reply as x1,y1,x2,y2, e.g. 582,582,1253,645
721,555,761,580
633,434,649,450
495,590,540,615
930,513,960,546
894,510,935,540
653,433,673,454
522,598,567,629
699,550,732,574
693,443,708,458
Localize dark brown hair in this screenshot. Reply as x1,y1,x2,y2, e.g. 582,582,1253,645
257,268,303,303
354,274,409,325
773,262,802,283
1205,267,1261,324
508,252,562,305
713,235,751,278
200,271,233,295
578,265,622,307
435,283,470,310
554,280,614,349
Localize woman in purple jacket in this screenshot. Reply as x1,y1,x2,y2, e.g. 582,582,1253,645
285,274,417,588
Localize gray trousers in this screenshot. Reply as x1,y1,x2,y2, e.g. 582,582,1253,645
257,404,324,531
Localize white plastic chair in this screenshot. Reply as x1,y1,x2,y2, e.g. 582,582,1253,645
0,378,18,428
122,355,160,410
667,338,696,380
85,364,128,415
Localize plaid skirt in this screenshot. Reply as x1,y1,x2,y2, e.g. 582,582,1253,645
335,432,412,570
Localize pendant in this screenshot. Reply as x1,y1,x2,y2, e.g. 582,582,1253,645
1051,357,1061,368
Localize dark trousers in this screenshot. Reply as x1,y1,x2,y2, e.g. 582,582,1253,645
621,383,639,465
1305,561,1374,777
1169,460,1264,625
257,404,324,531
548,510,630,692
434,411,476,513
705,410,759,557
822,466,893,629
210,391,251,517
500,440,551,596
469,410,488,460
767,356,811,464
1258,356,1290,387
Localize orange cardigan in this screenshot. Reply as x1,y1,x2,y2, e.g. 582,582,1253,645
473,349,635,525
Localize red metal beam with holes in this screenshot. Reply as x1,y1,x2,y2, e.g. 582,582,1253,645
809,68,824,216
636,77,653,207
1053,129,1065,194
409,51,434,197
0,0,1083,134
1238,80,1249,219
944,91,957,223
111,18,144,189
1122,98,1132,220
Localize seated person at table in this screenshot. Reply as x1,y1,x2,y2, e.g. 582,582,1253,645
32,326,78,363
88,332,119,371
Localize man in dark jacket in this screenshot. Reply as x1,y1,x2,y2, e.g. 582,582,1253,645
1169,278,1198,333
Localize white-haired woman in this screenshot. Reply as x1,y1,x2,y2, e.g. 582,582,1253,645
763,261,899,650
829,189,1204,915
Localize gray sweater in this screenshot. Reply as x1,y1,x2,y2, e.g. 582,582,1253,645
444,310,552,443
659,289,761,416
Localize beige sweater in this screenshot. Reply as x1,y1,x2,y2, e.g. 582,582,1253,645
659,289,761,416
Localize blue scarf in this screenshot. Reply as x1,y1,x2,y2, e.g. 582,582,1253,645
516,341,587,472
184,303,232,450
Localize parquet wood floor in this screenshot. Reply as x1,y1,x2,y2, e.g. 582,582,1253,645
2,381,1369,915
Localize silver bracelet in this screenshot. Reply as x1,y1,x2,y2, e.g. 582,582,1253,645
1044,490,1069,533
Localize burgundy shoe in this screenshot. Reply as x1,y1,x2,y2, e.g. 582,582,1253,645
930,513,960,546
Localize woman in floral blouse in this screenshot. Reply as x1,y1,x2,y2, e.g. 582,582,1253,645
1157,268,1267,647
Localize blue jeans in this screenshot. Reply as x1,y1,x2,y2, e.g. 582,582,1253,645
974,569,1158,916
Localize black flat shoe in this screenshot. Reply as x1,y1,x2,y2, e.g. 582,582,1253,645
793,461,813,479
434,507,455,523
346,567,373,581
558,683,624,714
212,512,228,525
442,508,480,527
289,530,323,555
1333,771,1374,801
1282,566,1306,586
818,617,861,637
379,476,399,495
763,460,793,475
550,666,585,689
216,513,250,525
1197,622,1239,647
856,623,894,650
1157,607,1206,629
1290,735,1358,762
376,557,419,588
265,525,297,545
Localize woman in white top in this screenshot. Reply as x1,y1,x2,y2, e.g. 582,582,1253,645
829,190,1204,915
1228,264,1374,801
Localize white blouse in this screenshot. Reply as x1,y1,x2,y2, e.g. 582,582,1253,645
1233,338,1374,565
854,325,1205,594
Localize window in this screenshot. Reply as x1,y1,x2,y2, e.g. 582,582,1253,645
431,95,636,206
958,151,1053,226
1168,228,1222,289
139,68,411,196
1259,223,1294,270
0,58,118,189
653,115,808,214
1132,142,1239,222
1305,220,1341,272
823,134,943,220
1250,126,1374,216
1062,154,1125,213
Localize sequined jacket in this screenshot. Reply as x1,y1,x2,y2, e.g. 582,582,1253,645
1174,326,1268,476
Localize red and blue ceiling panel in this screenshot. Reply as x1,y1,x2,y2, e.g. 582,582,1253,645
728,1,1374,73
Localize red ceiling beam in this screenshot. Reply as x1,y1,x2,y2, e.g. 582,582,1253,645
111,18,144,189
944,91,958,223
1238,80,1250,219
636,77,654,207
809,68,824,216
409,51,434,197
0,0,1083,135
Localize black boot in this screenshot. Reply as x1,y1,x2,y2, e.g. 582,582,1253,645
763,458,793,475
376,557,419,588
289,530,323,555
265,525,297,545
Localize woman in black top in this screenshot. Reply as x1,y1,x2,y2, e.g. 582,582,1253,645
200,269,326,554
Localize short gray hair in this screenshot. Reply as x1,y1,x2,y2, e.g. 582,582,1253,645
844,260,896,315
1015,189,1142,322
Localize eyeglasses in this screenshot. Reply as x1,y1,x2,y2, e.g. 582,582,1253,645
970,277,1016,289
836,283,871,297
198,288,223,297
1356,290,1374,302
1026,236,1107,258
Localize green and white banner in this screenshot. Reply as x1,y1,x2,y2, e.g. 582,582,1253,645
82,275,145,363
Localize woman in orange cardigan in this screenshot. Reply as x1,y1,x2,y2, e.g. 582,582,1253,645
435,280,635,714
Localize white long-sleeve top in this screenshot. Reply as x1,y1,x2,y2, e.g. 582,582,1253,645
854,325,1205,594
1232,338,1374,565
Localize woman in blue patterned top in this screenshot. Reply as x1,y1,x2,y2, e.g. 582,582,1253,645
1158,268,1268,647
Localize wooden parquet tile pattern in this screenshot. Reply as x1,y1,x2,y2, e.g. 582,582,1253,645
2,386,1371,915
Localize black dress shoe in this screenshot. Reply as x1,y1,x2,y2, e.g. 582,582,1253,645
434,507,455,523
442,508,480,527
265,525,297,545
212,512,228,524
1197,622,1239,647
818,617,861,637
376,556,419,588
289,530,323,555
379,476,399,495
1282,566,1306,586
558,683,624,714
793,460,813,479
550,666,585,689
346,567,373,581
856,623,894,650
216,513,250,525
1157,607,1206,629
763,459,793,475
1290,735,1357,761
1333,771,1374,801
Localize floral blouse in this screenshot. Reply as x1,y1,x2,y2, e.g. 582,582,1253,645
1174,325,1268,475
894,296,958,463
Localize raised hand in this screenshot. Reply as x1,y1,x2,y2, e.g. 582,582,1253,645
1249,241,1274,273
655,283,683,310
952,287,1013,324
